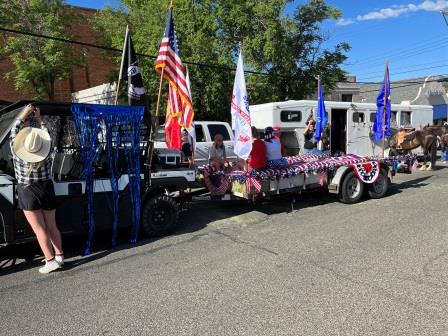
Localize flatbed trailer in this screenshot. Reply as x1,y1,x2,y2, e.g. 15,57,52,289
195,153,416,205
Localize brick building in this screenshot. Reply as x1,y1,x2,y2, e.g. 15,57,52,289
0,6,115,104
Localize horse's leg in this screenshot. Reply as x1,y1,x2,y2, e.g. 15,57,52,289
428,139,437,170
420,147,428,170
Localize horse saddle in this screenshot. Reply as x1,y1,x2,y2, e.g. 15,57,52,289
397,129,417,148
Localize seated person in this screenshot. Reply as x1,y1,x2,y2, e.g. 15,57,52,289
303,118,318,153
249,126,267,170
264,126,286,167
209,133,227,170
273,125,286,156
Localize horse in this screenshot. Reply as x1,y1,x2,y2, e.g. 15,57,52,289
423,125,448,148
388,128,438,170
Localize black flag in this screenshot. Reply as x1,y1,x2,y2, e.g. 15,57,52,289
118,26,147,106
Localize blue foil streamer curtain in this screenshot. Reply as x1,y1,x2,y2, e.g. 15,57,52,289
104,118,120,247
71,104,144,254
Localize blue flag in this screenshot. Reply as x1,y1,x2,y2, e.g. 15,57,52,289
314,81,328,142
372,65,391,142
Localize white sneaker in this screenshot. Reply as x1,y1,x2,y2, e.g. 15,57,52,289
55,255,64,266
39,260,61,274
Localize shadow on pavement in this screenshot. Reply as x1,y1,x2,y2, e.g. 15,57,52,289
388,175,432,196
0,173,436,275
0,229,155,276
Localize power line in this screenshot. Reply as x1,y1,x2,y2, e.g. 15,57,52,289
2,26,448,89
359,75,448,94
0,26,284,78
354,58,448,77
358,64,448,81
348,36,448,69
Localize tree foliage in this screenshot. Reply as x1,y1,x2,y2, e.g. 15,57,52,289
95,0,350,121
0,0,83,100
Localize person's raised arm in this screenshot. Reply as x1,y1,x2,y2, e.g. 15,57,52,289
11,104,35,141
303,123,310,135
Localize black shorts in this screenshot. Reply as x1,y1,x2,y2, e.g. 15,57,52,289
17,180,56,211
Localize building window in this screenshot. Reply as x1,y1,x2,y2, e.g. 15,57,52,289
370,113,376,123
341,94,353,102
400,111,412,127
352,112,365,123
280,110,302,122
391,111,398,128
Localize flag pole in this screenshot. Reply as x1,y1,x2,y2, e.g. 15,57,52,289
114,25,129,105
147,67,165,169
114,80,121,105
185,63,195,165
317,74,321,150
317,74,320,122
147,3,173,168
381,61,388,158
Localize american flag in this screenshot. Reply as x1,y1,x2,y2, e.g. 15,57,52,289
155,8,194,130
164,85,182,150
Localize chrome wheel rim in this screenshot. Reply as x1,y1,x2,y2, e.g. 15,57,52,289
347,176,361,198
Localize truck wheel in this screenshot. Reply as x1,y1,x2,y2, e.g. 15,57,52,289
367,169,389,199
141,195,179,237
339,171,364,204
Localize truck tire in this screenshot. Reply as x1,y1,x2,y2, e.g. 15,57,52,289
367,169,389,199
339,171,364,204
141,195,179,237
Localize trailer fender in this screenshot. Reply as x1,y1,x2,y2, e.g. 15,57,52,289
327,166,352,194
142,186,168,204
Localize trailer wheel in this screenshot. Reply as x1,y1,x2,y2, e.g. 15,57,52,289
367,169,389,199
339,171,364,204
141,195,179,237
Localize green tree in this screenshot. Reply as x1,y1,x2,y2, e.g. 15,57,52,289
95,0,350,121
0,0,83,100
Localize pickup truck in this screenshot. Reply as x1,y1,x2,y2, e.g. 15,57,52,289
155,121,237,165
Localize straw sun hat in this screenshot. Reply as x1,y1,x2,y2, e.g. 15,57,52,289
12,127,51,163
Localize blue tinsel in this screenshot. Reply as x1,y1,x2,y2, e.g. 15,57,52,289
71,104,144,254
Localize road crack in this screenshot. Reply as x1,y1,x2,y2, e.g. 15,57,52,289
214,229,279,256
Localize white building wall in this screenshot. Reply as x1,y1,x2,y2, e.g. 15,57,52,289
72,83,116,105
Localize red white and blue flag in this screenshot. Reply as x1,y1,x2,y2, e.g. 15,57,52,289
155,8,194,148
231,48,252,160
185,68,196,151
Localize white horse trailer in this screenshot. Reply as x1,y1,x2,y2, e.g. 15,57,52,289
249,100,433,157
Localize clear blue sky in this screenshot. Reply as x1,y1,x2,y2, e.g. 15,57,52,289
68,0,448,83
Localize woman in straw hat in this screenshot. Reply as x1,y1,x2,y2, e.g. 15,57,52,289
10,104,63,274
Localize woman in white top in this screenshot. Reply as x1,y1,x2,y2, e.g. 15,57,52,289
264,127,286,167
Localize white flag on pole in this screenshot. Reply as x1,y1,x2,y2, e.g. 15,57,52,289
231,48,252,160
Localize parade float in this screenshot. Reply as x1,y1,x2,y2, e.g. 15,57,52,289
195,152,416,204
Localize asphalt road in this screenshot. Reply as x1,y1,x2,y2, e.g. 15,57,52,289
1,165,448,335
